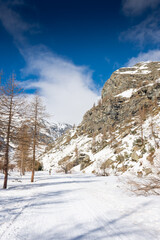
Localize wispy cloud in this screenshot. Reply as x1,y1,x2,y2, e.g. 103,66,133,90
0,0,32,47
126,49,160,66
20,46,99,124
122,0,160,16
0,0,99,125
121,0,160,68
120,11,160,48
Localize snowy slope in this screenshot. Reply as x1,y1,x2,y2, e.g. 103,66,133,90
39,111,160,176
0,172,160,240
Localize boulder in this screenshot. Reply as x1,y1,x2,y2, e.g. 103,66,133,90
131,151,139,162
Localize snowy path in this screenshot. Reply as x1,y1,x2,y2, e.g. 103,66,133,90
0,172,160,240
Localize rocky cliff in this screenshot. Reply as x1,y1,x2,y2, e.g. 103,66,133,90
40,62,160,176
79,62,160,136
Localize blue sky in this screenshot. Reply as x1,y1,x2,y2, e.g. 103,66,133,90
0,0,160,124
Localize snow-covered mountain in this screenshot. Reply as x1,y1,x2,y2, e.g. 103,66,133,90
40,120,72,143
0,119,72,168
39,61,160,176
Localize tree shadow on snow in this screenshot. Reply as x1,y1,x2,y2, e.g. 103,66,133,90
21,201,158,240
0,188,78,226
7,179,96,191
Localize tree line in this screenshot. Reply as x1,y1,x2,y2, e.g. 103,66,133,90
0,74,48,189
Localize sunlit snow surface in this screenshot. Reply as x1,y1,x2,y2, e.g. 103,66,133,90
115,89,135,98
0,172,160,240
115,62,152,75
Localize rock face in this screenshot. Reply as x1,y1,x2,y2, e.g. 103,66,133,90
40,62,160,176
79,62,160,136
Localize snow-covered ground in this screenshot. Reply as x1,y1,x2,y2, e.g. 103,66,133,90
0,172,160,240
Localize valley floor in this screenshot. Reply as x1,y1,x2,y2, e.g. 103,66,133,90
0,172,160,240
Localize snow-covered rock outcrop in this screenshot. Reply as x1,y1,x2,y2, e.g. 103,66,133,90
40,62,160,176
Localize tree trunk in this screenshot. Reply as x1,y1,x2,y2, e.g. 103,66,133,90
31,169,34,182
3,129,11,188
3,97,12,189
31,118,37,182
3,155,8,189
31,144,35,182
31,140,36,182
21,151,25,176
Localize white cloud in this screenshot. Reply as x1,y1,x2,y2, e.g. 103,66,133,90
20,46,99,125
120,12,160,47
122,0,160,16
126,49,160,66
121,2,160,66
0,1,99,125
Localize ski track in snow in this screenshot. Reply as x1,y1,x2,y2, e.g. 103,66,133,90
0,172,160,240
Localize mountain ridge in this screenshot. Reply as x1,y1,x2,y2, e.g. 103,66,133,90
40,62,160,177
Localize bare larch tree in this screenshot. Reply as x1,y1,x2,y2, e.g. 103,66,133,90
15,122,31,175
0,74,23,189
29,94,48,182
